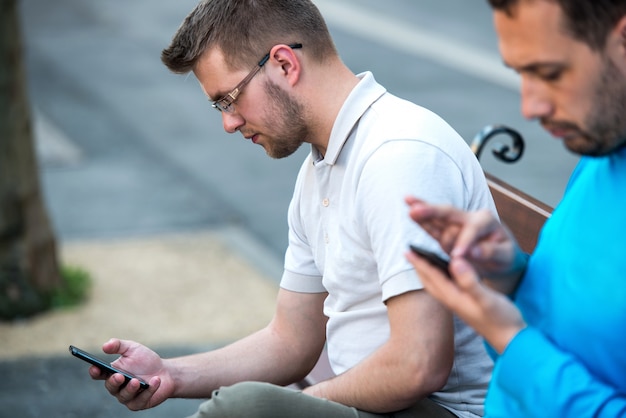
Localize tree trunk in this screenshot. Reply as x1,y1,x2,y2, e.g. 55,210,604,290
0,0,62,319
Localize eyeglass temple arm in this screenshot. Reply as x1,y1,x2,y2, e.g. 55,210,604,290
257,43,303,67
229,43,303,101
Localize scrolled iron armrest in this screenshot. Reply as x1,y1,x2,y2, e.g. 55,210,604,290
471,124,525,163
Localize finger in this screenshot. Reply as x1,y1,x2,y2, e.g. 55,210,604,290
406,200,440,223
419,222,442,242
408,205,438,225
89,365,107,381
103,338,136,357
102,338,122,355
404,195,425,206
408,205,456,246
409,204,468,235
104,372,128,395
449,258,502,311
439,223,461,253
110,374,148,406
124,376,161,411
450,210,499,257
406,250,460,302
448,258,482,292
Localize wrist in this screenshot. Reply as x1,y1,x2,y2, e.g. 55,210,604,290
489,323,526,354
161,358,185,398
486,250,529,294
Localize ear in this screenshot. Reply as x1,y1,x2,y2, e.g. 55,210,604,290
267,44,302,87
604,14,626,76
614,14,626,53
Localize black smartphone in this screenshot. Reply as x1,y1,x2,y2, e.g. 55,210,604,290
69,345,149,389
409,245,451,277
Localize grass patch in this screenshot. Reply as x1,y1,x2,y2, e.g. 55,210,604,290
48,265,92,309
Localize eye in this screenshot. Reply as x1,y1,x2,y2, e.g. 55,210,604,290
539,69,562,82
213,97,233,113
221,99,233,112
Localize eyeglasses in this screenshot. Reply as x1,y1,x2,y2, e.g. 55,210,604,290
211,43,303,113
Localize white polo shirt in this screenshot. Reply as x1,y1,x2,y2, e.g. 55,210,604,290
281,72,495,417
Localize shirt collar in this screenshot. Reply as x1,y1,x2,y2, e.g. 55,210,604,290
311,71,387,165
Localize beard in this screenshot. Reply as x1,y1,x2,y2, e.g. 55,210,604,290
584,56,626,156
260,80,310,159
546,56,626,156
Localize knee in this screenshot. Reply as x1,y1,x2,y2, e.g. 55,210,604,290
218,381,281,404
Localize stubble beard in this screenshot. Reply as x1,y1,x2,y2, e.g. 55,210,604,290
556,56,626,157
261,80,310,159
583,56,626,156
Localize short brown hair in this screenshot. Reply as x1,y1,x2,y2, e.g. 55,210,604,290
487,0,626,51
161,0,338,74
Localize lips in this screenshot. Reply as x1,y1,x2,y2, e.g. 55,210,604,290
542,122,577,139
545,126,567,138
243,133,258,144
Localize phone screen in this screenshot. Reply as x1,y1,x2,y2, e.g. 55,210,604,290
69,345,149,389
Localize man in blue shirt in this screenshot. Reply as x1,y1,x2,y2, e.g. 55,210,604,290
406,0,626,416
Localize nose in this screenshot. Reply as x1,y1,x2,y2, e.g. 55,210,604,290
222,111,244,134
519,76,553,120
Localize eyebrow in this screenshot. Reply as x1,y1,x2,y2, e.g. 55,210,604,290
210,86,231,101
199,83,220,102
209,73,248,103
204,78,238,102
206,88,224,102
503,60,564,74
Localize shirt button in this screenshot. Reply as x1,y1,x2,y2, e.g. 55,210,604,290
322,198,330,207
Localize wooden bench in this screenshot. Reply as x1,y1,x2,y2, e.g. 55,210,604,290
291,124,553,389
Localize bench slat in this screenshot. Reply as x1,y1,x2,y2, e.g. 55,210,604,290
485,172,552,253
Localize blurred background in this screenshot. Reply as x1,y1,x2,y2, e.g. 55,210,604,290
24,0,577,256
1,0,579,416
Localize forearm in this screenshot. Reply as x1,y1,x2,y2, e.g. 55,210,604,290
166,290,328,399
166,327,322,399
305,340,451,413
305,292,454,413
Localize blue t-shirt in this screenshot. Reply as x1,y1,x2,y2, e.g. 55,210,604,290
485,147,626,417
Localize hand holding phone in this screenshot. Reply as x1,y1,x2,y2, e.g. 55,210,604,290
69,345,149,389
409,245,451,277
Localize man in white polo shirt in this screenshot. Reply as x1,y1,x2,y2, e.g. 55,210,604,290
90,1,494,417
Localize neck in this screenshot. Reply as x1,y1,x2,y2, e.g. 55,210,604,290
302,59,360,156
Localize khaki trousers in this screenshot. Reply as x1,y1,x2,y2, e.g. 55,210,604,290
186,381,458,418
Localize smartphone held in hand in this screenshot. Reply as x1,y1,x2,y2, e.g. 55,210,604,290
69,345,149,389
